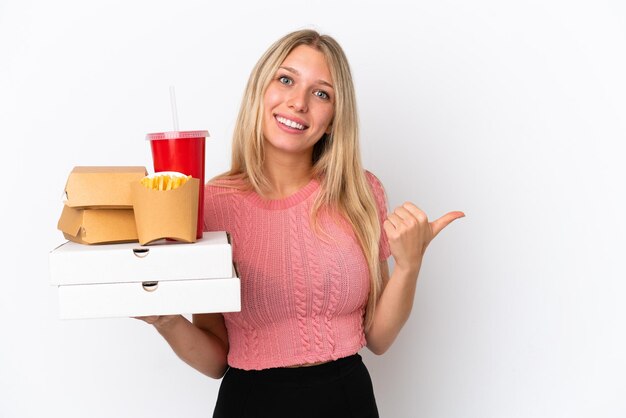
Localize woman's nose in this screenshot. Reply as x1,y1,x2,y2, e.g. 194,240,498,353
286,88,308,112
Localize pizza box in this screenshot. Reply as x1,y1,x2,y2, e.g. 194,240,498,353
49,231,232,286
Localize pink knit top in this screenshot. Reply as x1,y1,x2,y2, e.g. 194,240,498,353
203,171,390,370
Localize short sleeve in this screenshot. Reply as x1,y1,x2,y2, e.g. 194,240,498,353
365,171,391,261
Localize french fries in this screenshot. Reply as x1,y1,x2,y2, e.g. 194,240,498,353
140,173,192,191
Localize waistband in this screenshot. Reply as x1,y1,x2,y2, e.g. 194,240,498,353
226,354,363,385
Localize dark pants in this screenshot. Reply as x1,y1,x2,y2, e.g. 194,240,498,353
213,354,379,418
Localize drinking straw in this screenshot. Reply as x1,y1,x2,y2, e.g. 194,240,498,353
169,85,179,132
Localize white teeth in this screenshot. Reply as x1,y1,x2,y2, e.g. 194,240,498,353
276,116,305,130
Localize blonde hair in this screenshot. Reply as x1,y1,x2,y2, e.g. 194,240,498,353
213,29,383,330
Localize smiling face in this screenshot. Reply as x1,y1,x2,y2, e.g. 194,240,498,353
262,44,335,163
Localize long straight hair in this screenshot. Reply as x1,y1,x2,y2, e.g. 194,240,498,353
213,30,383,330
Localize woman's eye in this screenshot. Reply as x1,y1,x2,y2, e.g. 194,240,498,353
278,76,293,85
314,90,330,100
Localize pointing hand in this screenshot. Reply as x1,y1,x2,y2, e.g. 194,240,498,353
383,202,465,274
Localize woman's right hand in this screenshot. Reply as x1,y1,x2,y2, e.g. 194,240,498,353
134,314,181,329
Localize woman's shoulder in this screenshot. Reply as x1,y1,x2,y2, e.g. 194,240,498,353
363,170,386,193
205,175,250,205
204,176,250,231
362,170,388,215
206,174,249,193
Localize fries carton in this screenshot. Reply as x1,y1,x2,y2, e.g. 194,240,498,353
57,206,138,244
64,166,148,208
131,172,200,245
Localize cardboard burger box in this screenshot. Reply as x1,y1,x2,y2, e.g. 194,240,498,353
49,231,240,319
58,206,139,245
63,166,148,208
58,166,148,244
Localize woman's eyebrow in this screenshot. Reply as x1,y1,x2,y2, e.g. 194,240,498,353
278,66,334,89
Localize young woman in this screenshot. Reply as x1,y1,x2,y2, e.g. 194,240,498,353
140,29,464,417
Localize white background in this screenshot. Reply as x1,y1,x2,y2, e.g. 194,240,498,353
1,0,625,417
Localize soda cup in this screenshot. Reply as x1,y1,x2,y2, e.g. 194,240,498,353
146,130,209,239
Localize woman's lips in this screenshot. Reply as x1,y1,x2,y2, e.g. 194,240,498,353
274,114,309,131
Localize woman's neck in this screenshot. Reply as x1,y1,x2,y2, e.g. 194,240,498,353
262,151,314,199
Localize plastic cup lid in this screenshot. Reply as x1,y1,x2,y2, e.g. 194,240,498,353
146,130,210,141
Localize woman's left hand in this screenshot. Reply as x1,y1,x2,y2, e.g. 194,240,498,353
384,202,465,275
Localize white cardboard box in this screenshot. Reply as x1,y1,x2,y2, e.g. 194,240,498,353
56,270,240,319
49,231,233,285
49,231,240,319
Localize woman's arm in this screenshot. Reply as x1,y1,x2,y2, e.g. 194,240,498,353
365,202,464,355
365,259,419,355
139,313,229,379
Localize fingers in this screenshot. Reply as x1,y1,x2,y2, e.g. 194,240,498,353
385,210,410,231
430,211,465,238
134,315,159,324
400,202,428,223
385,203,427,229
385,202,464,240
